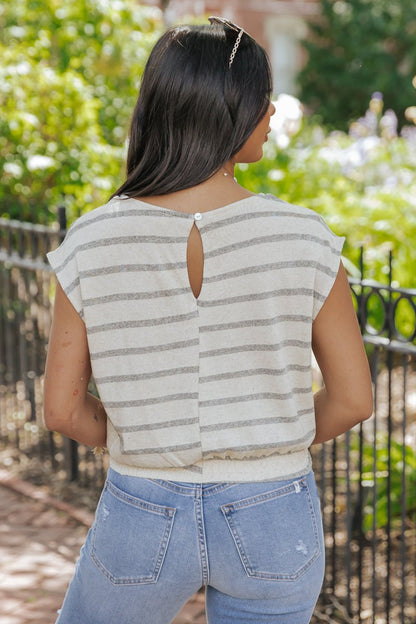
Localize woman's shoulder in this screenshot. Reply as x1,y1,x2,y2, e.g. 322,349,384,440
254,193,344,247
256,193,327,224
64,196,133,240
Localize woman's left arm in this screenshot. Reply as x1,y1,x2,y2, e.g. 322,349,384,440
43,282,107,447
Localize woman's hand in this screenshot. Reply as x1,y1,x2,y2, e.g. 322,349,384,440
311,262,373,444
43,282,107,447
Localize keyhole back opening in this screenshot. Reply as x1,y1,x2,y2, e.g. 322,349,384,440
186,222,204,299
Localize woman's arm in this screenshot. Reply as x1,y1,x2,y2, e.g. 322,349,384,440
311,262,373,445
43,282,107,447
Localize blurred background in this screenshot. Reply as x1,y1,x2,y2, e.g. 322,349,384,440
1,0,416,285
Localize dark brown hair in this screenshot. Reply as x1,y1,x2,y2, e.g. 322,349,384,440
112,23,272,198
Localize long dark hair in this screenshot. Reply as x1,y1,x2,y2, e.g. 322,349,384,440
112,23,272,198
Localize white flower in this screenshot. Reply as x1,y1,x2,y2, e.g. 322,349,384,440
22,113,39,127
14,61,31,76
268,169,285,182
3,162,23,177
8,26,26,38
27,155,56,171
269,94,303,148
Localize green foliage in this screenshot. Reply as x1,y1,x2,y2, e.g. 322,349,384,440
0,0,162,222
358,434,416,533
298,0,416,129
236,120,416,289
2,1,415,298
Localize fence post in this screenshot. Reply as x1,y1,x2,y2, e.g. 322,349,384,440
56,206,79,482
58,205,67,239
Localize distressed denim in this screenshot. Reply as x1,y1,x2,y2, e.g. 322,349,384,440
56,468,325,623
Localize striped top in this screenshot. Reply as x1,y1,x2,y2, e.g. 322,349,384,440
47,193,344,482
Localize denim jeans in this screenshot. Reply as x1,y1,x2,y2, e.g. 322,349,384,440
56,468,325,623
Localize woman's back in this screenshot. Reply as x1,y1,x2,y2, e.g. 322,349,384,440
43,19,373,623
137,172,255,298
47,192,343,482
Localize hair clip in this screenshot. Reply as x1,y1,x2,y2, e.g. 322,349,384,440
208,16,249,69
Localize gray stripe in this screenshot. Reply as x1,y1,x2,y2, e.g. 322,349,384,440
200,340,308,358
105,392,198,408
202,431,314,457
79,261,188,279
200,314,309,333
204,233,337,260
88,311,198,334
96,364,310,385
84,286,190,307
203,260,336,284
199,210,323,233
199,389,310,408
208,448,312,463
65,206,190,239
65,276,80,295
53,234,187,273
121,441,201,456
116,416,199,433
197,288,321,308
95,366,199,384
200,364,311,383
200,414,302,432
90,338,199,360
298,407,315,417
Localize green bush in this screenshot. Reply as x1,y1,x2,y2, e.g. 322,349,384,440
236,105,416,290
298,0,416,129
359,435,416,533
1,3,415,298
0,0,162,223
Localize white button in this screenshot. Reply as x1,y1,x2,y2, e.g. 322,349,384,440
194,212,202,221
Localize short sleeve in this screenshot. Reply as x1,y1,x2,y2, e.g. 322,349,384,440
312,217,345,320
47,230,83,317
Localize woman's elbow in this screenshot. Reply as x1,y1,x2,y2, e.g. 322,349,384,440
43,405,61,433
43,399,72,435
346,389,374,426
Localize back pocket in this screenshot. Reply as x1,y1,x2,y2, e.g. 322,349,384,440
221,477,320,581
91,480,176,585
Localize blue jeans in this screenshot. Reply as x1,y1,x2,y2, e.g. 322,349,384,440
56,468,325,623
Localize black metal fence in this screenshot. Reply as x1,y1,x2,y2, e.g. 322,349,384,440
311,260,416,624
0,209,107,490
0,212,415,624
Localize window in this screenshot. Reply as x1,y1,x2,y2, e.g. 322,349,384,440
265,16,307,96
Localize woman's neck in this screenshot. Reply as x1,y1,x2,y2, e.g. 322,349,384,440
134,162,254,214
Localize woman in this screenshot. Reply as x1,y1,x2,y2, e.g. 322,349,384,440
44,17,373,624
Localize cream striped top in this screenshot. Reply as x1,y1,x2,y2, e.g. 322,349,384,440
47,193,344,482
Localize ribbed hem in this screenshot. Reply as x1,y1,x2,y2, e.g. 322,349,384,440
109,450,312,484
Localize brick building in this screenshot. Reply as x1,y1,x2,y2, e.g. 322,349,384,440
144,0,321,95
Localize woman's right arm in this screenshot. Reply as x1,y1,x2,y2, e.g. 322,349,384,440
311,262,373,445
43,282,107,448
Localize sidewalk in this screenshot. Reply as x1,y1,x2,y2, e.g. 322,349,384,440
0,472,206,624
